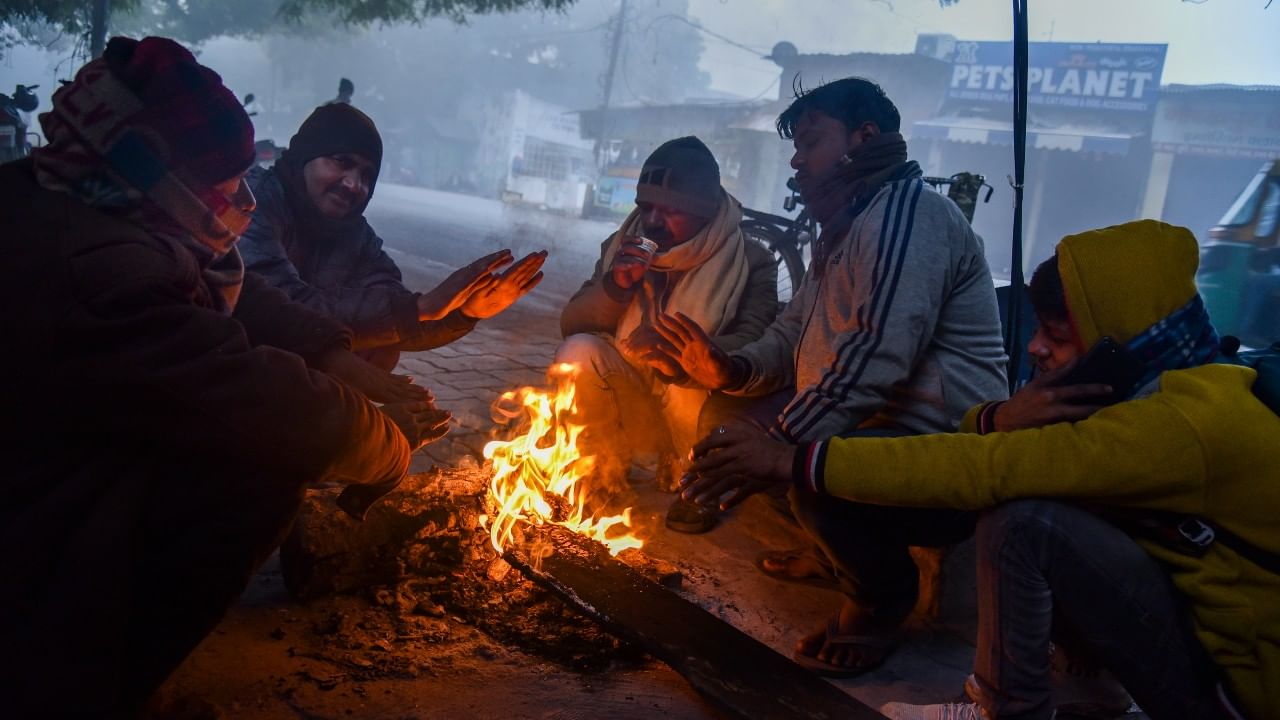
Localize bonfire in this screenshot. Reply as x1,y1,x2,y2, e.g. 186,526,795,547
481,363,643,557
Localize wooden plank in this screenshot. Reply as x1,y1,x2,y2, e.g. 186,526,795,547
504,527,885,720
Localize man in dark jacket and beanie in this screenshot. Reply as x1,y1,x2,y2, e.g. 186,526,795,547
0,37,445,717
557,136,778,532
240,103,547,371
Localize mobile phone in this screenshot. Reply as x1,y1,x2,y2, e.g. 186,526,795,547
1058,336,1146,405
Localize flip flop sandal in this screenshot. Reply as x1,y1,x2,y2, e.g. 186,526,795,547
753,548,840,590
792,615,899,679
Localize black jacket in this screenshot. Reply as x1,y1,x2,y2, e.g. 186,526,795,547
240,165,476,352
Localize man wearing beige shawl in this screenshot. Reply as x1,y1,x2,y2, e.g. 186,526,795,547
558,137,778,533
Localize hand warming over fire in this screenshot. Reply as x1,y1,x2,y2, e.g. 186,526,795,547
681,422,796,511
317,347,431,404
381,400,451,450
460,250,549,319
649,312,735,390
416,250,511,321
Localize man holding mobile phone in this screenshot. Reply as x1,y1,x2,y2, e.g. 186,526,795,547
679,220,1277,720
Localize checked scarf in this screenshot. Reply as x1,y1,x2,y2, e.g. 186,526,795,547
1125,293,1221,398
32,37,255,313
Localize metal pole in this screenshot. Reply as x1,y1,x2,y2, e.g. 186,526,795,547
1005,0,1029,392
595,0,628,167
89,0,111,58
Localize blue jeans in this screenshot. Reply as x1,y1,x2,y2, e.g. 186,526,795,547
970,500,1226,720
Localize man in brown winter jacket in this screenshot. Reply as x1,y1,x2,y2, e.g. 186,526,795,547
0,37,446,717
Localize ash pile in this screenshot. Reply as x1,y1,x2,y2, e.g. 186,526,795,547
279,466,677,674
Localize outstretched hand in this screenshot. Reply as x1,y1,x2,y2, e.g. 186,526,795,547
460,250,547,319
649,312,735,390
381,400,452,451
680,421,795,511
416,250,512,322
994,359,1113,432
318,348,431,404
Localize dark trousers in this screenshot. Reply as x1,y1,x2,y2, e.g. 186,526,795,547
788,430,975,619
970,499,1225,720
1,454,306,717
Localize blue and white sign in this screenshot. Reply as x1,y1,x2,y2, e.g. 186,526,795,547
947,41,1167,114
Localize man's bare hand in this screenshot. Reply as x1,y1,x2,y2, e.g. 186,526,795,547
620,325,670,358
318,348,431,404
381,400,451,451
650,312,735,390
680,422,795,510
609,239,654,290
994,359,1113,432
417,250,511,321
460,250,548,319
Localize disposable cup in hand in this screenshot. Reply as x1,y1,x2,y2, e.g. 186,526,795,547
624,234,659,260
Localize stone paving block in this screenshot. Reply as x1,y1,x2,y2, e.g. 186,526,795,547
442,355,531,374
419,384,471,399
422,344,469,359
437,370,507,391
399,354,450,374
500,368,550,389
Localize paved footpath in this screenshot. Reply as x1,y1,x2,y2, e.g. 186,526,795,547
388,249,575,472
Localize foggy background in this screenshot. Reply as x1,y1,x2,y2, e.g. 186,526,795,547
3,0,1278,279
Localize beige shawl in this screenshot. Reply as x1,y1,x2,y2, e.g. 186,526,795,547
602,192,751,451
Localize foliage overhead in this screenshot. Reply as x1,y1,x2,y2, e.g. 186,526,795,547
1,0,577,50
277,0,574,26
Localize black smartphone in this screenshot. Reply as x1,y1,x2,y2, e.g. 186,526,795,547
1057,336,1146,405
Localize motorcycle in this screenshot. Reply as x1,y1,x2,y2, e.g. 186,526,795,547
242,93,284,168
1,84,39,164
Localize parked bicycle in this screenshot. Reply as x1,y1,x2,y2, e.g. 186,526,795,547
744,172,994,304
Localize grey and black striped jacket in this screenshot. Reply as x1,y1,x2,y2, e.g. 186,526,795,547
728,170,1009,442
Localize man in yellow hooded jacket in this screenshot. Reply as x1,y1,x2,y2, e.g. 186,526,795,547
680,220,1278,719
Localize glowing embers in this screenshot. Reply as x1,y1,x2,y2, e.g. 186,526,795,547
482,363,643,557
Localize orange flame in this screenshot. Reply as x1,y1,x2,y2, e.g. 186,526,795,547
482,363,643,557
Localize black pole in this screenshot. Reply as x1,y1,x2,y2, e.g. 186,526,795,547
1005,0,1029,392
89,0,111,58
595,0,628,167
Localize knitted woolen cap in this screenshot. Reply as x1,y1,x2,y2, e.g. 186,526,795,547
102,36,255,186
636,136,721,219
284,103,383,177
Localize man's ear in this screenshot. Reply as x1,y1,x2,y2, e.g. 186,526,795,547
849,120,881,146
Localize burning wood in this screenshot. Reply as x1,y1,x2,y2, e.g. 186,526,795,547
481,362,643,557
504,525,885,720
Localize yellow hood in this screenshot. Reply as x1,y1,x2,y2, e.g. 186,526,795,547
1056,220,1201,348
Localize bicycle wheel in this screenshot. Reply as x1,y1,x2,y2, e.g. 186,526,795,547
742,221,805,306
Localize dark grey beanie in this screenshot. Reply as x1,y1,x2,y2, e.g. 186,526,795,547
636,136,721,219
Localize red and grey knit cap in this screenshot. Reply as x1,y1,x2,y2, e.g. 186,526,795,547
635,136,722,219
100,36,256,186
34,36,257,254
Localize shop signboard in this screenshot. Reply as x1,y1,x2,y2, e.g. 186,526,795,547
947,41,1167,115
